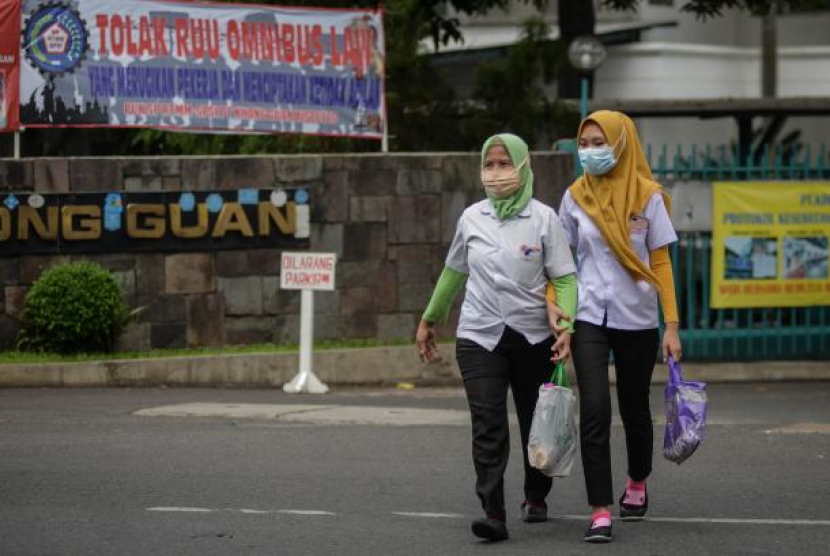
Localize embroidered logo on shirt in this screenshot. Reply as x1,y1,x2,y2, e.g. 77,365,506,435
630,215,649,233
520,244,542,259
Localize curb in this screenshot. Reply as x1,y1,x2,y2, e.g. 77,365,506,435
1,346,829,387
0,346,457,388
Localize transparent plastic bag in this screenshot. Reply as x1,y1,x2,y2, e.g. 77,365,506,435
663,356,708,464
528,362,577,477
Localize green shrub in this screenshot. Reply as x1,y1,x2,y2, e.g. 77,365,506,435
18,261,133,354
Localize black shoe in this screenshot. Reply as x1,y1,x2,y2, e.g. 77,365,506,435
619,486,649,521
584,518,613,543
471,517,509,541
521,500,548,523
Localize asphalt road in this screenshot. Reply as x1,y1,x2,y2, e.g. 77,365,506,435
1,383,829,556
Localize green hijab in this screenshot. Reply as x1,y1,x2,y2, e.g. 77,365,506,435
480,133,534,220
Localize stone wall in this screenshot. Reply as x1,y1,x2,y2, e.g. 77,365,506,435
0,153,573,350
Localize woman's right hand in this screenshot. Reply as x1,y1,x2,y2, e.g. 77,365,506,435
416,320,440,364
551,331,572,362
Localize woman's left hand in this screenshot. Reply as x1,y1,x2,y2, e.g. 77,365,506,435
546,302,573,336
662,322,682,363
551,331,572,362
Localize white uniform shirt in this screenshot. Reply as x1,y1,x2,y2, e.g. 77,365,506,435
445,198,576,351
558,190,677,330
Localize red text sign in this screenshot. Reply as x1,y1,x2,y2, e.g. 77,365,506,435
280,252,336,291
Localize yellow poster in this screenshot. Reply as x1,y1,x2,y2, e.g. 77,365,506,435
711,182,830,308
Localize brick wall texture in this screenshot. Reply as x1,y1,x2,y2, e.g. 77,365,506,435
0,153,573,350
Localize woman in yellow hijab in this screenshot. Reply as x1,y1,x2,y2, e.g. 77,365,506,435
553,110,681,543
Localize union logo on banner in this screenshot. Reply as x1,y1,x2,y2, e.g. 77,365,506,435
22,2,89,78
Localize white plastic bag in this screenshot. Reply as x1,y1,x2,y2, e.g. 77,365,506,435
528,363,577,477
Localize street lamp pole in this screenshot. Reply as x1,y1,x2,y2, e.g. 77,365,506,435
580,76,589,121
567,35,607,122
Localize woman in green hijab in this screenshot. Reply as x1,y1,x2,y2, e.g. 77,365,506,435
416,133,578,541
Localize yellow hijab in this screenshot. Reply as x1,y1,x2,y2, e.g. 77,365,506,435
569,110,671,288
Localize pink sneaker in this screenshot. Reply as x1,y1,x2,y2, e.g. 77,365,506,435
585,512,612,543
619,479,648,521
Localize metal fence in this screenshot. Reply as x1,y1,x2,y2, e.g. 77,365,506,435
647,144,830,361
646,143,830,181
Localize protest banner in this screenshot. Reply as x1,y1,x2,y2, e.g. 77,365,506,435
0,0,22,133
12,0,384,138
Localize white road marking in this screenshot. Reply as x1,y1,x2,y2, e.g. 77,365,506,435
148,507,214,513
135,402,763,427
277,510,337,516
649,517,830,526
764,423,830,434
146,507,830,526
147,507,335,516
558,515,830,526
392,512,466,519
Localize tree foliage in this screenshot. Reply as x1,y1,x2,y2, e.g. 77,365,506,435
472,17,579,146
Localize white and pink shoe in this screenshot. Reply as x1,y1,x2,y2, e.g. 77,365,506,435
619,478,649,521
585,510,613,543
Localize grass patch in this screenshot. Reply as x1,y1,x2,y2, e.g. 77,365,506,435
0,337,454,365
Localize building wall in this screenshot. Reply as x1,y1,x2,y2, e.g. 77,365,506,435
452,2,830,48
596,43,830,99
638,5,830,48
0,153,573,351
594,43,830,152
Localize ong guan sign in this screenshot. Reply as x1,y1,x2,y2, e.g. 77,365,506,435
0,188,310,255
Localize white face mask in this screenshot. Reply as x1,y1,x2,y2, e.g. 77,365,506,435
481,156,528,198
578,127,627,176
578,146,616,175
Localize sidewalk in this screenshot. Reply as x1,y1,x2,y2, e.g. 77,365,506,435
1,345,829,387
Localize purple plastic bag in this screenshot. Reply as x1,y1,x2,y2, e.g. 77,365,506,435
663,357,707,464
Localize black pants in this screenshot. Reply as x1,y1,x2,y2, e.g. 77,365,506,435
571,320,659,507
455,327,554,521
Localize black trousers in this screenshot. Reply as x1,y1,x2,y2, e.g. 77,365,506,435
455,326,554,521
571,320,659,507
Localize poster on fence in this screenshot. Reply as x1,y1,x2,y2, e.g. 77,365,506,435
711,181,830,308
11,0,384,138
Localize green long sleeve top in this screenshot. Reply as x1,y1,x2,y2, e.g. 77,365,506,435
422,266,577,333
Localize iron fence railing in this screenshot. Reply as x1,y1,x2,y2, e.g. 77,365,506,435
649,143,830,361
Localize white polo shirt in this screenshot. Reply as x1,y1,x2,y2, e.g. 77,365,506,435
558,190,677,330
445,198,576,351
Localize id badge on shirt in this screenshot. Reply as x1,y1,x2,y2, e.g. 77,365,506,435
630,214,649,234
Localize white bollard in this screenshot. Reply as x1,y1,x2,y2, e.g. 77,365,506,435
283,289,329,394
